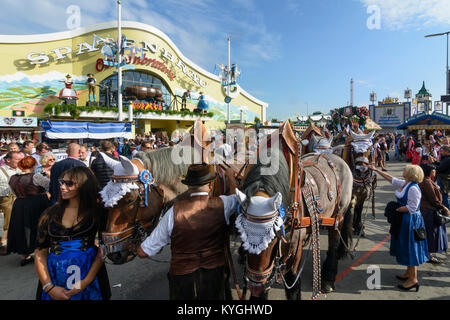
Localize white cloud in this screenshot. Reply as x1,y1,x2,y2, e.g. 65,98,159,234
0,0,282,71
360,0,450,30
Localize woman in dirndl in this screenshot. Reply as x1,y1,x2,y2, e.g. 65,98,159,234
34,166,110,300
7,156,51,266
370,164,429,292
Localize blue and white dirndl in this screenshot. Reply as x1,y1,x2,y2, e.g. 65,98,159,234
390,182,429,266
41,239,103,300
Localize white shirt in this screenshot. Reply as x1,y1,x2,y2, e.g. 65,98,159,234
391,178,421,214
140,192,238,257
0,165,22,197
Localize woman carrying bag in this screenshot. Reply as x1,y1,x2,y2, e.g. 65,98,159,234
418,163,449,264
370,164,429,291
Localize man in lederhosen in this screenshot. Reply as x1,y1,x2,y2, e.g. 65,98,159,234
137,163,238,300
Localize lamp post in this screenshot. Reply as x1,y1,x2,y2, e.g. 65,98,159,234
117,0,123,121
227,37,231,124
425,31,450,115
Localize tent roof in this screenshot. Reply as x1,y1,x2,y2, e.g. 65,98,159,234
397,111,450,129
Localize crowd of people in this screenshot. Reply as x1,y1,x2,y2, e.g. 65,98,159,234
0,129,449,299
0,135,183,300
367,130,449,291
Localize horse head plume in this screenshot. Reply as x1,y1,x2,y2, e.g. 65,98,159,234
350,131,375,153
235,189,282,217
99,152,140,177
235,189,284,255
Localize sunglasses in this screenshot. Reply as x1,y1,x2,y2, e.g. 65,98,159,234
58,179,76,187
48,158,56,162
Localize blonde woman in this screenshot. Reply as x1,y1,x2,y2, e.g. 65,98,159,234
370,164,429,291
38,152,56,177
34,152,56,192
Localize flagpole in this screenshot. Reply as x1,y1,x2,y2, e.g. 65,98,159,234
227,37,231,124
117,0,123,121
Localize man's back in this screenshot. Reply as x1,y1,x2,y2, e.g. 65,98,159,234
90,152,116,189
49,157,86,204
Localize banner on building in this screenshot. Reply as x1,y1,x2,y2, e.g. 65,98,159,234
0,116,37,127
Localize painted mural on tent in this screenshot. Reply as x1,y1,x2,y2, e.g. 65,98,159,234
174,88,259,123
0,72,88,115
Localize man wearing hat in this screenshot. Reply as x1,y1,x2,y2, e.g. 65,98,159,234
137,163,238,300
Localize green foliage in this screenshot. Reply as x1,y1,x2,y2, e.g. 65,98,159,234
44,103,214,119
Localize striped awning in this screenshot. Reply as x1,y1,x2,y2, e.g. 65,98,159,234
41,121,132,139
407,125,450,130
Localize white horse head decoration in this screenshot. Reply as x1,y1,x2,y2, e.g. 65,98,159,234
350,130,375,153
235,189,283,255
99,153,141,208
313,135,334,154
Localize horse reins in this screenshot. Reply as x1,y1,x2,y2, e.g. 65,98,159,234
101,176,163,260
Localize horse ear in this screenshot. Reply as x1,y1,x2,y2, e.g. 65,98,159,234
235,189,247,206
328,135,334,145
272,192,282,211
99,152,120,170
119,156,140,176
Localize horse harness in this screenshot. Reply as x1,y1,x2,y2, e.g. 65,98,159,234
240,151,344,299
101,173,163,260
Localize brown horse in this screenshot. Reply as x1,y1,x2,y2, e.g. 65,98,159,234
102,120,238,265
236,123,354,300
347,130,377,236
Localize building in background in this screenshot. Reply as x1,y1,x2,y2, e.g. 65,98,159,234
0,21,267,143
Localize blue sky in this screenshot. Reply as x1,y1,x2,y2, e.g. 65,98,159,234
1,0,450,121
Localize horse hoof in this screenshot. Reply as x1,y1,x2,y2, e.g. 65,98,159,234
321,282,335,294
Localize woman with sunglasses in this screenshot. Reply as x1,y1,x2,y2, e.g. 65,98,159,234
7,156,51,266
34,166,111,300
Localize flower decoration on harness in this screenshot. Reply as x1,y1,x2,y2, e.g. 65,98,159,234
138,169,153,207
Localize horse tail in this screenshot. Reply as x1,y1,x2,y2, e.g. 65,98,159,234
337,206,354,260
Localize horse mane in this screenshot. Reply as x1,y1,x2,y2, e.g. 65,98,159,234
242,143,291,210
135,146,192,187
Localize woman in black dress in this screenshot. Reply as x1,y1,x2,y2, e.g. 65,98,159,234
34,166,111,300
419,163,449,263
7,156,50,266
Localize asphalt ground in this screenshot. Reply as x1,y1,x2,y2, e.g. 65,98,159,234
0,154,449,300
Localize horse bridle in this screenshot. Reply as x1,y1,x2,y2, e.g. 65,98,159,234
239,200,285,298
101,180,164,260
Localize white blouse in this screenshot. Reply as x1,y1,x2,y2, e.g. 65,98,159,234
140,193,238,257
391,178,421,214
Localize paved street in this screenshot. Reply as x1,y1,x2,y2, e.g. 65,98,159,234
0,154,449,300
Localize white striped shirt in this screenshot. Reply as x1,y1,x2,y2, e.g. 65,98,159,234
0,165,22,197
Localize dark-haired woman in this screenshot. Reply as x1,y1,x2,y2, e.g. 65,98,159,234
7,156,51,266
419,163,449,264
34,166,111,300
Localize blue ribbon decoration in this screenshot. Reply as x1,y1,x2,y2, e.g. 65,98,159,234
139,170,153,207
278,205,286,237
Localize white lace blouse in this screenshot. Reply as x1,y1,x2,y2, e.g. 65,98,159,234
391,178,421,214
